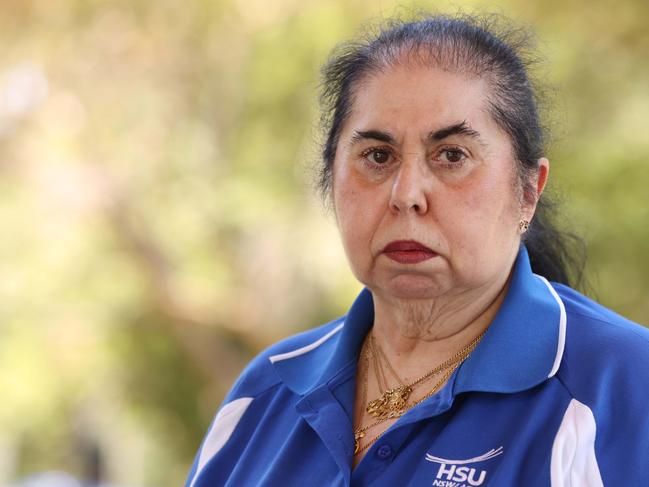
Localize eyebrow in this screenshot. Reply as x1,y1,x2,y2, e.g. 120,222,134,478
350,129,396,145
428,121,483,142
349,121,484,147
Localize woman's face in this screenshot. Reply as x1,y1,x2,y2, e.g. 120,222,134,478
332,63,545,301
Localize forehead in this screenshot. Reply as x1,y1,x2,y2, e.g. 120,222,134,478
345,64,504,141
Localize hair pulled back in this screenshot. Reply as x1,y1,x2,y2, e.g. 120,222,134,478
318,13,585,288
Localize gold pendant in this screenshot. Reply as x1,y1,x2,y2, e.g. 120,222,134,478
366,385,412,418
354,430,365,454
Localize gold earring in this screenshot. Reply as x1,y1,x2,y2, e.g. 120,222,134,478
519,219,530,232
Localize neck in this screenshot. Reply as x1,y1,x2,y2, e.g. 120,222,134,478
369,272,511,382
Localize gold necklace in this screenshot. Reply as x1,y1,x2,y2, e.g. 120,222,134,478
354,336,371,429
366,331,485,419
366,334,414,416
354,364,457,454
353,330,486,454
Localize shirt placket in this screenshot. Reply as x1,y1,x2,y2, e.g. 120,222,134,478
296,384,355,486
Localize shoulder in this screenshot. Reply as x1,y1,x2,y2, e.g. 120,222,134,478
548,284,649,482
552,282,649,404
555,283,649,360
225,317,345,400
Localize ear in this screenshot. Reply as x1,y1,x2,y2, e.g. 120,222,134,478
522,157,550,221
535,157,550,197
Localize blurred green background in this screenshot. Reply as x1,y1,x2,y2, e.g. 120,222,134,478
1,0,647,485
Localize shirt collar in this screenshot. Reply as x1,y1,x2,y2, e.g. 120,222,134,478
453,246,566,394
270,245,566,396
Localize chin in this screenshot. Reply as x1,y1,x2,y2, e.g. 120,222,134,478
375,274,448,301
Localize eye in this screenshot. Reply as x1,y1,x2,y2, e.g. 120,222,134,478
363,148,392,165
438,148,467,166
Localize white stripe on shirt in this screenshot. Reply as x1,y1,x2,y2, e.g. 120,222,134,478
551,398,604,487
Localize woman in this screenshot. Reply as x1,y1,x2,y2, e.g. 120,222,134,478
186,14,649,486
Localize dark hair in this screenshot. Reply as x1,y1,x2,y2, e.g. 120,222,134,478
318,13,586,288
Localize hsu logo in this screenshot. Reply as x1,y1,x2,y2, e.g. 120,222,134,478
426,447,503,487
433,464,486,486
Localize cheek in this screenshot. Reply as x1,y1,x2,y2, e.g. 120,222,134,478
333,170,364,245
439,179,492,230
442,173,518,260
333,164,378,222
332,168,355,225
460,165,518,219
332,168,385,260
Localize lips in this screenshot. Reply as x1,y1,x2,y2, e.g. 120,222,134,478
382,240,437,264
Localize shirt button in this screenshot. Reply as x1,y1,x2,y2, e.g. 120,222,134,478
376,444,393,459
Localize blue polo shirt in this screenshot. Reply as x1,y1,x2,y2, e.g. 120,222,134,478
185,247,649,486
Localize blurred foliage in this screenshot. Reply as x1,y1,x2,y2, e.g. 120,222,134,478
0,0,647,485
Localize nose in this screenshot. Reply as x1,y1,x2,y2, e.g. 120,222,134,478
388,158,429,215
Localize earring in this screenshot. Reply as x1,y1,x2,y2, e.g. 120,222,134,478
519,219,530,232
